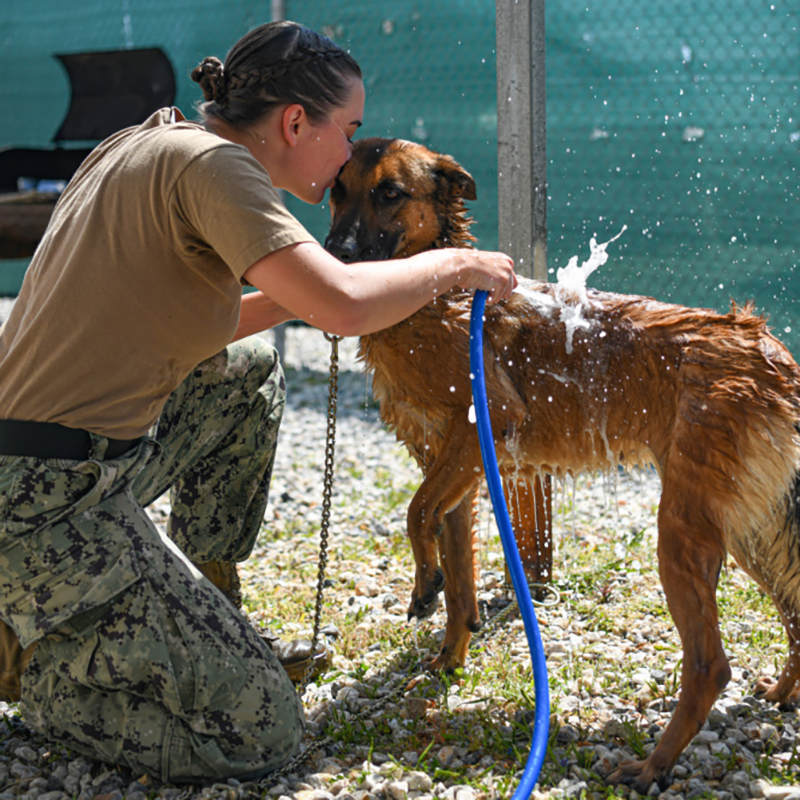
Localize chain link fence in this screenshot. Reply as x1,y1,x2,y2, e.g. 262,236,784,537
1,0,797,350
543,1,799,352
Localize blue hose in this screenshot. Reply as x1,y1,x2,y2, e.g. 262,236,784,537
469,290,550,796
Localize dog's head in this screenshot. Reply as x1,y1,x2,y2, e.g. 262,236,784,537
324,137,477,262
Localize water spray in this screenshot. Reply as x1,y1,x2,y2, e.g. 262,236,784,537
469,290,550,797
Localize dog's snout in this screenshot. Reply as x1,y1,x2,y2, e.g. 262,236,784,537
324,212,364,263
324,231,360,263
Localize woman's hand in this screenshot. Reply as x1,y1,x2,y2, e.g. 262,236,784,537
443,249,518,304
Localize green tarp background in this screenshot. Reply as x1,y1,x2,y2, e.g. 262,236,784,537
1,0,797,351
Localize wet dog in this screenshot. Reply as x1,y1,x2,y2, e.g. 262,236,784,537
324,137,800,790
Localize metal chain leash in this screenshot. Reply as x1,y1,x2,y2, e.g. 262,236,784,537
300,331,341,693
258,332,342,787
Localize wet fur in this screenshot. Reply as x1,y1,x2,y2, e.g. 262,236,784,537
325,137,800,791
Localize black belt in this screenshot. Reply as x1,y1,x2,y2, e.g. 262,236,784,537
0,420,142,460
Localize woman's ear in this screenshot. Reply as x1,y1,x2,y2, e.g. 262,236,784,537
281,103,308,147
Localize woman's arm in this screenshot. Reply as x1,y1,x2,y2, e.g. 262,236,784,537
242,241,516,337
232,292,296,342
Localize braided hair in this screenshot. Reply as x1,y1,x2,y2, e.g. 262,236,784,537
191,21,362,129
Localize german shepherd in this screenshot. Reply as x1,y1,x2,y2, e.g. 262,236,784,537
324,137,800,790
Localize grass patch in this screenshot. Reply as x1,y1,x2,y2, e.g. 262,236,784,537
248,462,800,797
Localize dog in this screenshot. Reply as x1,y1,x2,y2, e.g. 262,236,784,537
324,137,800,791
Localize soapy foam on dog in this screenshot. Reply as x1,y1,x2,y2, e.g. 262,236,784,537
513,226,627,354
512,286,559,318
556,226,627,353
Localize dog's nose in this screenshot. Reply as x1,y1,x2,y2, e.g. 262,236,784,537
324,232,359,263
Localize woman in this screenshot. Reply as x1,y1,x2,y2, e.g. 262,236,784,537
0,21,516,782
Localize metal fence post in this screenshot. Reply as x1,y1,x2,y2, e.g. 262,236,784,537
496,0,553,596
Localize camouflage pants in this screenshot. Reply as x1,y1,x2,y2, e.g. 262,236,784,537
0,338,304,782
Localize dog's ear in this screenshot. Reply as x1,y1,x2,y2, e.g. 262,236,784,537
433,154,477,201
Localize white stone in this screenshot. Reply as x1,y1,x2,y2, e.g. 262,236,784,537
387,781,408,800
407,772,433,792
763,786,800,800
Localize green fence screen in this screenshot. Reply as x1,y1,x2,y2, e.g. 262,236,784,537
1,1,797,351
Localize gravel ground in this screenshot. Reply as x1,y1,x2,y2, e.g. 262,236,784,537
1,304,799,799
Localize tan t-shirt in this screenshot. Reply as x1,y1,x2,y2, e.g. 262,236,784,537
0,108,314,439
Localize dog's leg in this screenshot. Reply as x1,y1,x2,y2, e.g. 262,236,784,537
406,422,482,628
427,485,482,671
753,600,800,706
746,548,800,705
727,518,800,706
609,499,730,793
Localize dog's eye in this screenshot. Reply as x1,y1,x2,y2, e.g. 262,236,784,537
371,184,405,206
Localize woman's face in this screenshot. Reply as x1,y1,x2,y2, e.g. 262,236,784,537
289,78,365,204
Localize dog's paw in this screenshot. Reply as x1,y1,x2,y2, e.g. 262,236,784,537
407,567,445,621
754,676,779,699
423,645,463,674
607,759,668,794
753,676,800,709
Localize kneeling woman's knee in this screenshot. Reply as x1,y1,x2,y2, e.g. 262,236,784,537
232,339,285,413
230,338,282,385
168,664,306,782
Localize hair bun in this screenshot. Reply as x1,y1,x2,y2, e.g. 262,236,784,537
191,56,227,104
